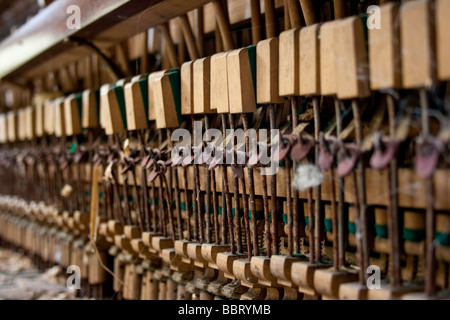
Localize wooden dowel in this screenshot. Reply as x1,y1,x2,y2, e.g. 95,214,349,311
264,0,277,38
299,0,317,26
213,0,235,51
179,14,200,60
251,0,263,44
161,22,179,68
333,0,346,19
196,7,204,57
287,0,302,29
284,0,291,31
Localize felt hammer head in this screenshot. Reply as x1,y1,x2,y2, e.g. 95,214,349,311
279,28,300,97
210,52,230,113
64,94,82,136
35,103,45,137
7,111,17,142
193,57,215,114
400,0,436,89
54,98,66,138
335,16,370,100
436,0,450,81
228,48,257,114
181,61,194,115
25,106,36,140
18,108,27,141
82,89,99,129
0,114,7,143
44,99,55,136
300,24,321,96
153,71,181,129
124,77,148,131
319,21,340,96
369,3,402,90
257,38,283,104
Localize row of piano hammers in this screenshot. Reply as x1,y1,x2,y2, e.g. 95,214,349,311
0,0,450,300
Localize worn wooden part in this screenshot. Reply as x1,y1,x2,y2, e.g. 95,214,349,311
270,255,306,287
124,264,142,300
291,262,328,296
63,95,82,136
124,80,148,131
35,103,45,137
0,114,7,143
193,57,214,114
102,83,126,136
299,0,317,26
335,16,371,99
74,211,89,227
153,73,180,129
338,282,369,300
186,242,209,267
115,235,133,253
201,243,230,269
319,21,339,96
174,239,190,258
151,236,174,253
142,231,159,247
43,99,55,135
113,256,126,292
124,225,141,240
53,98,66,138
130,238,144,254
250,256,279,287
81,89,98,129
181,61,194,115
17,109,27,141
161,248,192,271
227,48,257,114
107,220,124,236
216,252,247,279
367,284,423,300
401,0,435,89
257,38,283,104
210,51,230,113
148,70,167,121
25,107,36,141
299,24,321,96
314,268,359,299
369,3,401,90
279,28,300,97
233,259,260,287
88,250,107,285
437,0,450,81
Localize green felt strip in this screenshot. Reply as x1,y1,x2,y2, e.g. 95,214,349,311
112,83,127,130
75,93,83,122
69,141,77,154
324,219,333,233
375,225,388,239
435,232,450,247
246,45,263,109
149,198,160,206
403,228,425,242
138,76,150,121
348,222,356,235
95,89,101,125
167,69,184,125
